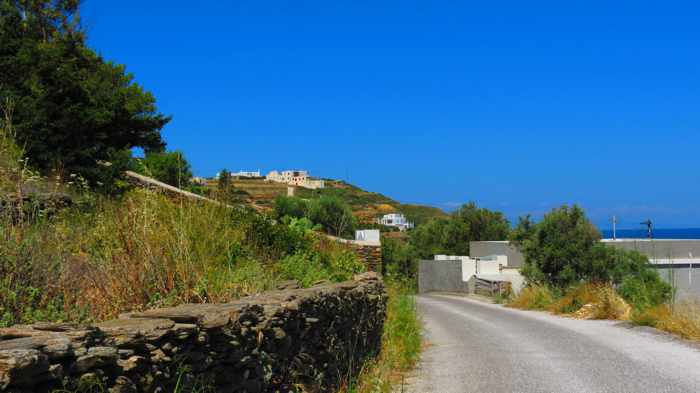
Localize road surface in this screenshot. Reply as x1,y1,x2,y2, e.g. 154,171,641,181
404,293,700,393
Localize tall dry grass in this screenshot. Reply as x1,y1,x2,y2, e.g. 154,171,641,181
507,284,555,310
1,187,283,324
54,190,281,320
508,282,631,320
633,300,700,341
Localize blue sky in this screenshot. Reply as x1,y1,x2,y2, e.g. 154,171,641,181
81,1,700,228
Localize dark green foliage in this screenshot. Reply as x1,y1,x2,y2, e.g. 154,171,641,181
277,248,364,287
306,195,357,238
617,268,673,309
217,169,230,191
0,0,169,187
515,205,600,286
408,218,451,259
273,195,308,220
272,195,356,238
133,151,192,188
514,205,671,307
240,210,313,261
382,237,416,278
409,202,510,259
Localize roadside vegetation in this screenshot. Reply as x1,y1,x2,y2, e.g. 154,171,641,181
506,206,700,341
342,279,422,393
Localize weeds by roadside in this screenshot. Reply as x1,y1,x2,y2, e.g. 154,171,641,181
342,278,422,393
508,282,700,343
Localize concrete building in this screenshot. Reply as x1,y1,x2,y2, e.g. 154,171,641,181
419,238,700,300
378,213,414,231
266,170,325,189
231,170,261,178
471,239,700,301
419,252,524,295
603,239,700,301
191,177,207,185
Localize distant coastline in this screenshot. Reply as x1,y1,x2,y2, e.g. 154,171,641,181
600,228,700,240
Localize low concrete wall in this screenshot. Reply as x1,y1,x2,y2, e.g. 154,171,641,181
0,273,386,393
419,260,470,294
654,266,700,301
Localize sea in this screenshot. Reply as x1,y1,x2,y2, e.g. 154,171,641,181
600,228,700,240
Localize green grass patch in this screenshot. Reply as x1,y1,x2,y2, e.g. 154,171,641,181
343,279,422,393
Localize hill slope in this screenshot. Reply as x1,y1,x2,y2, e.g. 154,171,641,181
224,177,447,225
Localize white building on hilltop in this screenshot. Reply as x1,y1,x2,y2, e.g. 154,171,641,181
379,213,414,231
231,170,261,178
266,170,325,189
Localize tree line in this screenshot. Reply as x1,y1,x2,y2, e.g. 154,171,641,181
0,0,191,192
384,202,670,307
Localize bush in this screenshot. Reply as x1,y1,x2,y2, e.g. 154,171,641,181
273,195,308,220
132,151,192,188
513,205,672,311
276,245,365,288
516,205,601,287
410,202,510,259
381,237,416,278
306,195,357,238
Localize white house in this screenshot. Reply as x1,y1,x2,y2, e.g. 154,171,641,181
231,170,261,178
378,213,414,231
266,170,325,189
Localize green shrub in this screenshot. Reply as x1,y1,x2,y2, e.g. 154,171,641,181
276,252,329,287
276,247,364,287
273,195,308,220
618,272,672,310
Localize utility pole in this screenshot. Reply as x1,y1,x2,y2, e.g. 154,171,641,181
612,215,617,240
640,219,653,239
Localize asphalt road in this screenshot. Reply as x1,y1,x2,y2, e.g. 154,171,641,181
403,293,700,393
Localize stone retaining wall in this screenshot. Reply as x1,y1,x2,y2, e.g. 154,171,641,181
0,273,386,393
349,244,382,272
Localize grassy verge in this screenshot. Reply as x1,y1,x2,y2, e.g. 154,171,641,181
343,279,422,393
631,300,700,341
1,129,366,326
508,283,700,342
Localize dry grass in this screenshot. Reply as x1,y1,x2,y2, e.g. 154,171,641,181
548,283,631,320
1,188,282,324
507,284,555,310
509,283,631,320
633,300,700,341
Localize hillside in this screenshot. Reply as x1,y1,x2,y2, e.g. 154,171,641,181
217,177,447,225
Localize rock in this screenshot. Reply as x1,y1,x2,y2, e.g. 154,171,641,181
0,274,386,393
74,347,118,373
276,280,301,290
109,376,137,393
118,356,146,372
43,337,72,360
353,271,380,282
0,349,50,389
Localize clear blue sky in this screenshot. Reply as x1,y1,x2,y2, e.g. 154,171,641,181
81,1,700,229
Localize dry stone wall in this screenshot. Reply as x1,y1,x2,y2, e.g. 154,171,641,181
349,244,382,272
0,273,386,393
